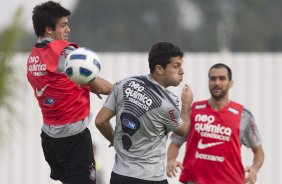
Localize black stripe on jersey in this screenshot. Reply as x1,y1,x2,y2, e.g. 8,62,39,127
123,77,162,117
124,104,143,117
35,40,50,48
132,76,164,98
133,76,179,112
156,86,179,111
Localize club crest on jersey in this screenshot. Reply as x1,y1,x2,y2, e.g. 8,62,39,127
89,163,96,181
43,98,55,105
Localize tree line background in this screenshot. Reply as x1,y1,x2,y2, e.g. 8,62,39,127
9,0,282,52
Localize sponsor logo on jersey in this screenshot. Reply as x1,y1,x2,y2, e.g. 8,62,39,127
43,98,55,105
124,80,153,111
122,118,137,129
197,139,224,149
35,84,49,97
168,109,179,126
194,114,232,141
28,55,48,76
249,117,260,142
195,114,215,124
195,151,224,162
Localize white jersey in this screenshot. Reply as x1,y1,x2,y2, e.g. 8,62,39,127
104,75,183,181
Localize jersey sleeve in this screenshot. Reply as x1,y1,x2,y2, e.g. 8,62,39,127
57,45,76,73
160,101,184,132
240,108,262,148
170,132,187,145
103,80,123,112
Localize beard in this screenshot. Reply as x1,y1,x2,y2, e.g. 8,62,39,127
209,88,228,101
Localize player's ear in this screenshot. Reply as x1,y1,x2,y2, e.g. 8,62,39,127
45,26,53,35
155,65,164,75
229,80,234,88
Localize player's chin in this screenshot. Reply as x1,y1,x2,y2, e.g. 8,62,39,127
211,92,224,99
173,80,182,87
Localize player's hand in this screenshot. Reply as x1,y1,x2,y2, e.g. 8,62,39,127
181,84,193,107
166,160,183,178
245,166,258,184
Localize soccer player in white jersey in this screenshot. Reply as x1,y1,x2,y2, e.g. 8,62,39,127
95,42,193,184
166,63,264,184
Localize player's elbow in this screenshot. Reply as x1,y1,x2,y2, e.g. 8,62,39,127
95,115,104,128
173,119,190,136
89,77,113,95
173,129,186,137
173,124,188,137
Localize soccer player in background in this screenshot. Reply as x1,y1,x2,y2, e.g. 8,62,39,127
166,63,264,184
26,1,113,183
95,42,193,184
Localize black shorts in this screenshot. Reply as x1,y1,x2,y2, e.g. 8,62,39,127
110,172,169,184
41,128,96,184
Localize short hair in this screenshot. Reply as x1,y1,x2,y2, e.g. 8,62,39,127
208,63,232,80
32,1,71,37
148,42,184,73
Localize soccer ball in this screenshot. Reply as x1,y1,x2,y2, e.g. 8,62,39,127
65,47,101,85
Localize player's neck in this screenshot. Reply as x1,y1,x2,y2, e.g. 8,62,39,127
149,73,166,88
209,97,230,110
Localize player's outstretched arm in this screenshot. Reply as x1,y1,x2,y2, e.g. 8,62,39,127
89,76,113,96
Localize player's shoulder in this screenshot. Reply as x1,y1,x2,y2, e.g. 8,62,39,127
121,75,145,84
64,45,77,51
114,75,144,88
229,100,244,108
242,107,254,119
193,100,208,105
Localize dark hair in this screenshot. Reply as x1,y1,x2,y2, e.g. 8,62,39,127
148,42,184,73
32,1,71,37
208,63,232,80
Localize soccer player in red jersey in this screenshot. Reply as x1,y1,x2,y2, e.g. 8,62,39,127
26,1,112,184
166,63,264,184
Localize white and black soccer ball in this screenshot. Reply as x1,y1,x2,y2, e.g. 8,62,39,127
65,47,101,85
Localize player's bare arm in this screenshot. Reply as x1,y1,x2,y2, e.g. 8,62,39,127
95,107,115,146
166,141,183,178
89,76,113,95
245,145,264,184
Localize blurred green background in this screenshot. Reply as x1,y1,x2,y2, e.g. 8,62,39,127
1,0,282,52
